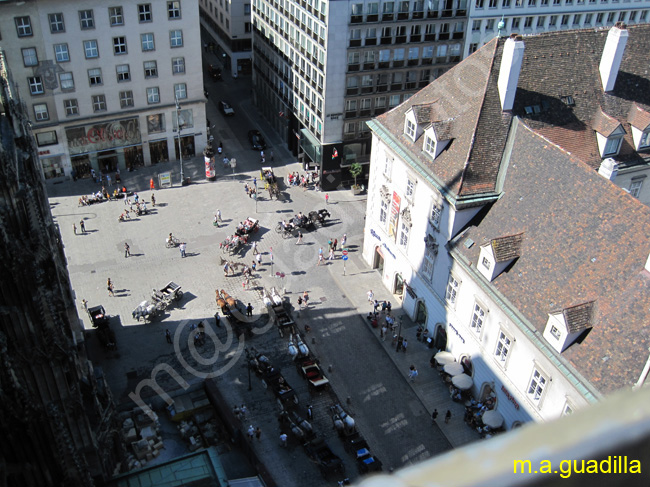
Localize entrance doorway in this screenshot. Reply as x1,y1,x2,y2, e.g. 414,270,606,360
415,300,427,325
125,146,144,170
71,155,91,179
98,150,118,173
434,323,447,351
373,247,384,275
174,135,195,159
149,140,168,165
394,273,404,298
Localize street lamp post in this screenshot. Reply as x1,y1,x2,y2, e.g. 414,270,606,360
175,97,184,185
395,315,403,352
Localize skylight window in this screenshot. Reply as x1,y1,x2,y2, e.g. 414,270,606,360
561,95,575,106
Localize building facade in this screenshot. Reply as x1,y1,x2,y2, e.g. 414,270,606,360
252,0,468,189
364,24,650,428
0,0,206,181
0,50,121,486
465,0,650,57
199,0,254,77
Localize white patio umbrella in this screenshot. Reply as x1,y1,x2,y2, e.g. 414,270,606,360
451,373,473,390
443,362,465,376
482,410,504,429
434,351,456,366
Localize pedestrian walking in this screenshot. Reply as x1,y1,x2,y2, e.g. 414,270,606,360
256,252,262,265
224,263,230,277
107,174,112,186
280,432,288,447
241,404,248,418
328,248,334,260
73,223,77,235
80,220,86,233
402,338,408,353
247,303,253,316
303,291,309,307
165,329,172,344
333,238,338,251
179,242,187,258
214,311,221,327
318,253,324,266
296,231,303,244
150,178,155,190
251,240,258,254
151,193,156,207
432,409,438,423
328,239,333,250
243,278,250,290
91,168,96,183
248,425,255,441
445,410,452,424
251,261,257,273
408,365,418,382
381,324,387,341
107,278,115,297
297,296,303,309
367,290,374,303
307,405,313,420
124,242,131,258
374,300,380,312
325,193,329,204
342,234,347,247
81,299,88,311
255,427,262,441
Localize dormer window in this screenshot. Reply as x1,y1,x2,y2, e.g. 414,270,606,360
424,134,435,155
640,130,650,150
549,325,561,340
627,104,650,151
603,135,622,156
405,119,416,139
481,256,491,269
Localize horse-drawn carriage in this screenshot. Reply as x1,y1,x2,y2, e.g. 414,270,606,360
308,209,331,227
261,167,281,199
220,234,249,255
216,288,252,337
264,288,295,336
246,347,299,408
216,289,237,314
235,217,259,237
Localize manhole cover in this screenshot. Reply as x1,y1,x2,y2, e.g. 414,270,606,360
320,296,327,302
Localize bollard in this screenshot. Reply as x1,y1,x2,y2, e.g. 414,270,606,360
328,364,333,373
346,396,351,405
312,337,316,344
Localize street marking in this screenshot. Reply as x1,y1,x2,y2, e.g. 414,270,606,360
319,320,345,337
361,383,387,402
381,413,408,434
400,444,429,464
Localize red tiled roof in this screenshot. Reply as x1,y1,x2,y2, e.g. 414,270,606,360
628,104,650,131
592,109,623,137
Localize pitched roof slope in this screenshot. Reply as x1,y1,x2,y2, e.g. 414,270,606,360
373,39,504,197
455,123,650,394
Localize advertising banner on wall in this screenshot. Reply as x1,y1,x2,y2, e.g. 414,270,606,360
388,191,401,241
66,118,141,155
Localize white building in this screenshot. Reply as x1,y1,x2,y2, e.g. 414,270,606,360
0,0,206,180
364,24,650,428
464,0,650,57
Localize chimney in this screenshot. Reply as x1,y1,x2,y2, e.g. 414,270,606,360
597,157,618,181
498,35,525,111
599,23,629,92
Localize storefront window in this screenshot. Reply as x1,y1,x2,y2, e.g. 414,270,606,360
147,113,165,134
149,140,169,164
41,156,64,179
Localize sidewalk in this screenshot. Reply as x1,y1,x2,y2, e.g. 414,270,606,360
328,250,480,448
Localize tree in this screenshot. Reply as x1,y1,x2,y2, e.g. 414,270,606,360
349,163,363,188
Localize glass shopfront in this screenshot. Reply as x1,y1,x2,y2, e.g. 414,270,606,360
41,156,64,179
149,140,169,164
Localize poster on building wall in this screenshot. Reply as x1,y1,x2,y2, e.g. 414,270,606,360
388,191,401,241
66,118,141,155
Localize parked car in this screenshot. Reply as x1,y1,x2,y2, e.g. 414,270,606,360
248,130,267,150
219,101,235,116
208,64,222,80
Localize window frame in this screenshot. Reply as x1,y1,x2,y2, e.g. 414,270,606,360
144,60,158,78
445,273,460,306
83,40,99,59
138,4,153,22
33,103,49,121
603,136,622,156
398,220,410,248
379,197,389,224
54,44,70,62
109,6,124,26
470,301,486,334
79,10,95,30
640,131,650,149
64,99,79,116
28,76,44,95
146,86,160,104
35,131,58,147
169,29,183,48
119,90,134,108
92,94,107,112
15,16,33,37
141,33,155,51
116,64,131,82
59,72,75,91
88,68,102,86
174,82,187,100
168,1,182,19
629,180,643,198
405,119,416,139
495,329,512,364
22,48,38,67
172,57,185,74
49,13,65,33
113,36,127,55
527,367,549,405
